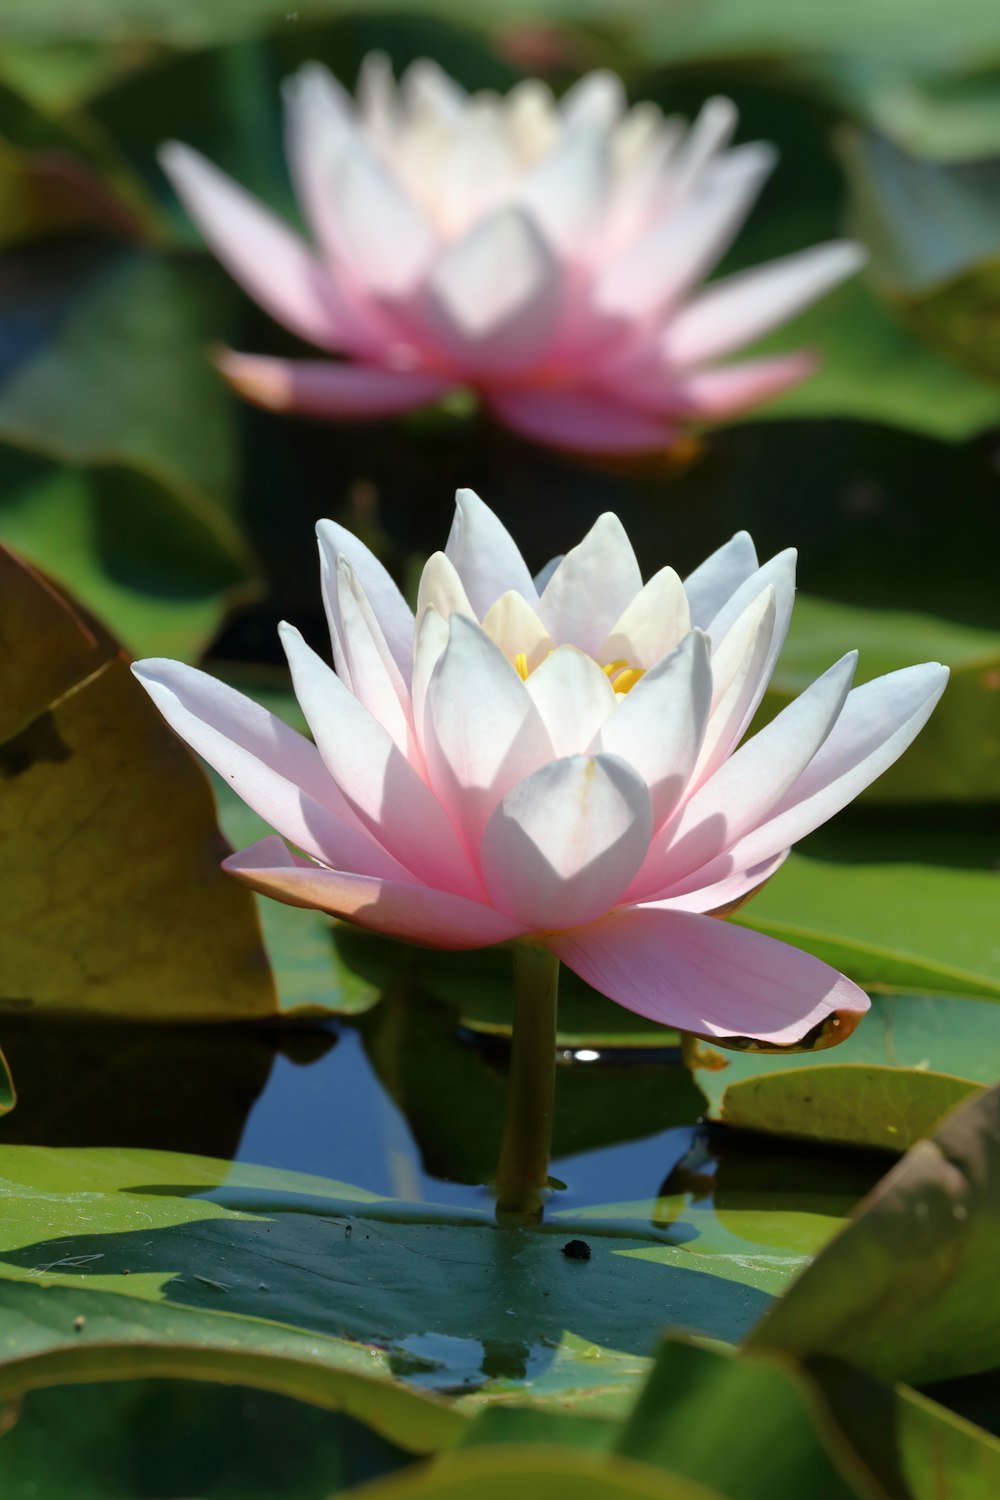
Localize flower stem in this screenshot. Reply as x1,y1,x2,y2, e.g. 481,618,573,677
495,942,560,1225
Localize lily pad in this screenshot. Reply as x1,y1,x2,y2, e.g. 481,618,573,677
720,1065,984,1152
0,544,276,1021
748,1083,1000,1384
0,247,258,660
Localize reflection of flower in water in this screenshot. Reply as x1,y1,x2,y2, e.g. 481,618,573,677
135,491,946,1045
162,58,863,453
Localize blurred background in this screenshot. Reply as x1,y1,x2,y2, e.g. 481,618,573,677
0,0,997,809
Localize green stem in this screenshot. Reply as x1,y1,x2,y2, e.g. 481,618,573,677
495,943,560,1225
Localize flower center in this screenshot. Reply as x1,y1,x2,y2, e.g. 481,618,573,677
514,652,645,695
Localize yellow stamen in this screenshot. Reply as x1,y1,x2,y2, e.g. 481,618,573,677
602,660,645,694
514,651,529,681
601,659,629,679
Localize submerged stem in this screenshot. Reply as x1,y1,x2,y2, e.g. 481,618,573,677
495,942,560,1225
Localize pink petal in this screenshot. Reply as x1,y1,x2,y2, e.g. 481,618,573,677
675,351,817,418
316,518,415,687
481,753,653,929
131,660,407,881
445,487,538,615
214,351,453,418
488,388,677,454
334,147,438,295
650,849,790,914
333,557,416,759
424,208,561,376
683,531,759,629
226,837,528,948
160,142,347,353
546,905,869,1044
692,586,776,789
595,142,774,319
664,241,865,366
634,651,858,899
279,623,481,898
675,663,950,894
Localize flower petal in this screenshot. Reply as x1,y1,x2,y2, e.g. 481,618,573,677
666,97,738,202
334,147,437,295
422,614,553,849
702,547,798,737
598,565,691,669
675,351,816,418
650,849,790,914
316,519,414,686
538,512,643,655
160,142,346,352
520,125,610,254
279,623,479,896
525,647,617,758
425,207,561,375
683,531,759,629
559,71,626,131
685,663,950,887
481,592,554,672
546,905,869,1045
334,557,416,758
216,351,452,418
594,631,713,828
445,487,538,615
691,585,776,788
595,141,774,318
131,660,406,881
415,551,475,632
488,388,675,454
226,837,527,948
636,650,858,897
664,241,865,366
481,753,653,929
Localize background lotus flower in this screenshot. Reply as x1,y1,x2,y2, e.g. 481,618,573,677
134,491,946,1048
161,58,865,454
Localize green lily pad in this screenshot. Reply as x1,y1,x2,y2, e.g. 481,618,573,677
0,248,258,660
720,1065,984,1151
748,1083,1000,1384
0,544,276,1021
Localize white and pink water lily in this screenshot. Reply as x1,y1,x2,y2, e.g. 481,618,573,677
134,492,947,1047
161,57,864,454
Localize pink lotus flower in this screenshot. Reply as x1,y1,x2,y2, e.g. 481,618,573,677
134,493,946,1046
161,58,864,455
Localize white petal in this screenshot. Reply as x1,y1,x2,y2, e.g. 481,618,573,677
559,71,626,131
439,102,521,234
666,97,738,201
538,512,643,654
422,614,553,850
692,585,776,787
316,519,414,685
416,551,475,632
520,126,610,253
356,51,398,149
664,241,866,366
335,147,436,295
279,624,478,896
335,558,415,758
598,566,691,669
411,606,450,749
426,207,561,374
683,531,759,629
481,591,554,671
703,548,797,737
594,631,713,828
444,488,537,616
481,753,653,930
525,647,617,758
400,58,467,125
131,660,406,881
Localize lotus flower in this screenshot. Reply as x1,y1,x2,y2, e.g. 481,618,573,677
133,493,947,1047
161,58,864,454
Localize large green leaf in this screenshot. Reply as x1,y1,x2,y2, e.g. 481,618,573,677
841,130,1000,383
748,1084,1000,1384
720,1066,984,1151
0,248,258,660
0,1372,412,1498
0,1143,802,1398
0,545,276,1021
342,1448,730,1500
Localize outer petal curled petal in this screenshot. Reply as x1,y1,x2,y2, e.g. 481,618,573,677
215,352,453,419
546,905,870,1045
226,837,528,947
